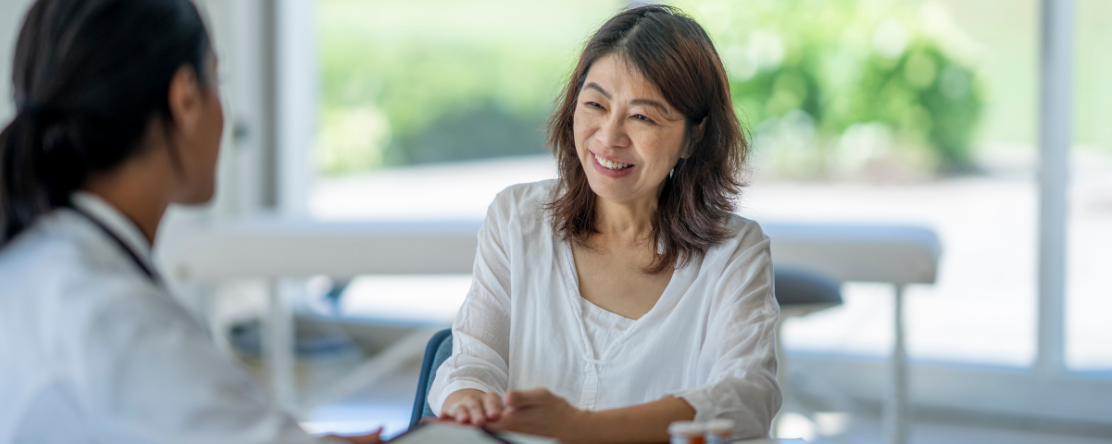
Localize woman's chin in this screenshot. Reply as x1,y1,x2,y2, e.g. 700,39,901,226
587,181,656,205
175,184,217,206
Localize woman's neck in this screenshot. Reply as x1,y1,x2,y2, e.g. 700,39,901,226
82,147,176,245
594,194,658,244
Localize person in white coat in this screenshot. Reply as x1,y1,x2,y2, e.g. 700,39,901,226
0,1,380,443
430,5,781,443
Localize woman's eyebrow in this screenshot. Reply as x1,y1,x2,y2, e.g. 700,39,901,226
585,81,674,117
630,98,671,115
584,82,611,99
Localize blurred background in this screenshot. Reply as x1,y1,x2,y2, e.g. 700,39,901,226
1,0,1110,443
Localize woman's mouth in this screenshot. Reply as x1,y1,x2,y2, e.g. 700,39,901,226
589,152,635,179
594,153,632,170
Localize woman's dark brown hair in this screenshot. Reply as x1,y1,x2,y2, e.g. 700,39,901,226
546,4,747,273
0,0,211,245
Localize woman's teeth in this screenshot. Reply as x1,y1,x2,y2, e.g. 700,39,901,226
595,154,631,170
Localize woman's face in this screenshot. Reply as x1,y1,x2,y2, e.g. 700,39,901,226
173,54,224,205
573,54,687,206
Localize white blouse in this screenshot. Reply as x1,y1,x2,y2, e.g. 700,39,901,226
428,180,782,439
0,193,325,444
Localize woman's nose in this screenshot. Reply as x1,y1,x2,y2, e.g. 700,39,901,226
595,113,629,149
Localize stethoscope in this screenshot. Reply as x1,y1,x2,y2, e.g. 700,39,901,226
69,205,162,286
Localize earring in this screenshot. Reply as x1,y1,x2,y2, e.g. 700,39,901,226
669,167,675,179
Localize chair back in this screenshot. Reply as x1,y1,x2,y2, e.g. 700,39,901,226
773,267,843,308
409,328,453,428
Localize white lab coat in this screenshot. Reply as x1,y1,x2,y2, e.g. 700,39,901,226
0,192,322,444
428,180,782,439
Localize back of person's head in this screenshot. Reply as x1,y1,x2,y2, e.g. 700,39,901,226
0,0,212,244
548,4,746,273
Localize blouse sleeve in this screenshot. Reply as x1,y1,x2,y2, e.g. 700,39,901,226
673,228,782,440
427,193,514,416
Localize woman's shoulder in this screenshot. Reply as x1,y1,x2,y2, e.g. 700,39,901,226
723,213,770,246
685,215,776,312
0,212,88,284
0,211,170,349
701,214,771,267
486,179,558,226
492,179,559,208
0,211,161,304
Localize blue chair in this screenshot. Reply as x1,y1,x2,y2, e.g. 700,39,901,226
407,268,842,430
409,328,453,428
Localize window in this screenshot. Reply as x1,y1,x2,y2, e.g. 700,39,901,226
260,0,1110,433
668,0,1047,366
1066,0,1112,373
311,0,623,220
308,0,1112,372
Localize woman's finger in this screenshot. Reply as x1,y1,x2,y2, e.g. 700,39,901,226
324,427,384,444
442,402,462,421
456,396,484,425
357,427,384,444
482,393,504,421
505,388,551,408
454,399,476,424
466,398,487,425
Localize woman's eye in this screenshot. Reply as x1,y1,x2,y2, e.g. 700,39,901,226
633,114,653,122
584,102,603,109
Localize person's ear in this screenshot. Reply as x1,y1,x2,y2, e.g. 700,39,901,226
166,65,204,136
684,117,708,159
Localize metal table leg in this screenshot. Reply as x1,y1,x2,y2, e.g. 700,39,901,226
885,284,909,444
265,278,297,413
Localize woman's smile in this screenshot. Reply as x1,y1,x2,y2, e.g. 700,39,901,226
590,150,636,178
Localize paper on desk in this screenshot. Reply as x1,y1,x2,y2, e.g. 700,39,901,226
387,423,559,444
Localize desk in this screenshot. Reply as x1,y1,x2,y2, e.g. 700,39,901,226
162,218,939,444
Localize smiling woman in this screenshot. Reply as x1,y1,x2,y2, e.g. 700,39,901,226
428,5,780,443
549,6,748,275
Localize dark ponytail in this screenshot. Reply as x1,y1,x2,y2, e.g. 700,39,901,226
0,0,211,244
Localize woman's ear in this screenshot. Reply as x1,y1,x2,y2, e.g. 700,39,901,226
166,65,204,136
683,117,708,159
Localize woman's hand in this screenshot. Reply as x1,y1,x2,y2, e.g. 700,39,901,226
491,388,590,442
495,392,696,444
440,389,506,425
322,427,383,444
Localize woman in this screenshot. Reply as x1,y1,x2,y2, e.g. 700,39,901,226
0,1,379,443
429,5,781,442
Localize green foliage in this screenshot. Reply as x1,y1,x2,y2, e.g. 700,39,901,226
315,0,622,175
683,0,985,173
316,0,984,176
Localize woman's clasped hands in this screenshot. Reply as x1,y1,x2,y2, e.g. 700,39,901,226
440,388,587,440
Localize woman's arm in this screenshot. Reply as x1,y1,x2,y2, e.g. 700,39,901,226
492,389,694,444
579,397,696,443
665,229,780,440
429,191,516,421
